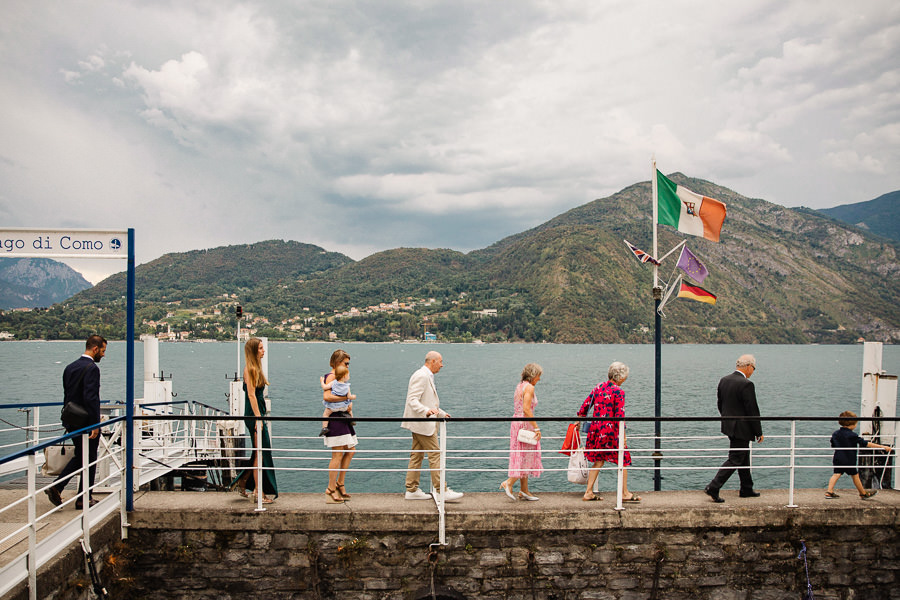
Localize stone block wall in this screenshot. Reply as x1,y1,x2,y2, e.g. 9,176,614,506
104,504,899,600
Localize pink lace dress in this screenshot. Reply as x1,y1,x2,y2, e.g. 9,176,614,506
508,381,543,478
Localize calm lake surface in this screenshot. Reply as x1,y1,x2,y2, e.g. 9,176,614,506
2,342,897,495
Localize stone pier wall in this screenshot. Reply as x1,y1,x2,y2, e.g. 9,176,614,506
99,493,899,600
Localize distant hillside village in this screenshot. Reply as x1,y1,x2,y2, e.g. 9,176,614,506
133,292,501,343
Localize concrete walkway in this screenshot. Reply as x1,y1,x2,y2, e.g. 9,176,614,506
127,487,900,532
3,487,897,568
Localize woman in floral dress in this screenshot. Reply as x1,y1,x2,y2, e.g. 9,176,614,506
500,363,544,501
577,361,639,502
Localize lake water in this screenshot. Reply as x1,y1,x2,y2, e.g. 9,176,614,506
1,341,897,495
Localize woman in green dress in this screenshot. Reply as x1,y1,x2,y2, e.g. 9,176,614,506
229,337,278,503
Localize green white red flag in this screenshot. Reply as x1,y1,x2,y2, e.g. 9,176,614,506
656,170,726,242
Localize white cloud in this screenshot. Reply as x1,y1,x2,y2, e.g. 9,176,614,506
0,0,898,270
823,151,885,175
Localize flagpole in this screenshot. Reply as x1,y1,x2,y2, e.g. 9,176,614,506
651,157,662,492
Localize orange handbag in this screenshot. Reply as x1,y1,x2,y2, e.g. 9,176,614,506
559,423,581,456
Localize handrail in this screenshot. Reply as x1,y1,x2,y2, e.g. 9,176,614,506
0,416,125,467
0,409,894,596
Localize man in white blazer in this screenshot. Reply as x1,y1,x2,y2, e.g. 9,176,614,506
402,351,463,501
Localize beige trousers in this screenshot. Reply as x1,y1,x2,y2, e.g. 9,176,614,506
405,431,442,492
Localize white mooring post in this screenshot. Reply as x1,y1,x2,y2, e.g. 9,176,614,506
859,342,897,488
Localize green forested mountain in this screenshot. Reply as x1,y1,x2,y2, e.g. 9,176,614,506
818,191,900,243
2,176,898,343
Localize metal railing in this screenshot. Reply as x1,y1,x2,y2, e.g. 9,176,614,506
0,408,896,597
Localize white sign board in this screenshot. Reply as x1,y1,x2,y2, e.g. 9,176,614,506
0,228,128,259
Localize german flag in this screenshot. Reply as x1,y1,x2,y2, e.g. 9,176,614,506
677,281,716,305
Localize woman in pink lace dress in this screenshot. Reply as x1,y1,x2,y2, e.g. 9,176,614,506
500,363,544,501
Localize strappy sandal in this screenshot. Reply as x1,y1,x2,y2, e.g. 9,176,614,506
336,483,351,499
860,490,877,499
228,476,249,498
325,488,345,504
252,493,274,504
824,491,839,499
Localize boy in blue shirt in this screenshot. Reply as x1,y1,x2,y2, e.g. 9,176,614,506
826,410,891,499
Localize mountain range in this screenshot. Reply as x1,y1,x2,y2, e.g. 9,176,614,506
818,190,900,243
0,258,91,310
1,175,898,344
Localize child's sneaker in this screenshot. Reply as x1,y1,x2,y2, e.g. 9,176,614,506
318,427,330,437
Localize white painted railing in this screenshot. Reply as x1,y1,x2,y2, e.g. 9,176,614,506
0,408,896,597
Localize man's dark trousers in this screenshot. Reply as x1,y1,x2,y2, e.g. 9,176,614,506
708,437,753,493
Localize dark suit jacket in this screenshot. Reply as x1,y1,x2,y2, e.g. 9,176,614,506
717,371,762,441
62,355,101,426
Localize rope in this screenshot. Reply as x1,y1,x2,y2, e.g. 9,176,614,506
0,417,66,433
797,540,814,600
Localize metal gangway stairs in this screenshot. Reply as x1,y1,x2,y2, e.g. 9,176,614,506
0,337,239,600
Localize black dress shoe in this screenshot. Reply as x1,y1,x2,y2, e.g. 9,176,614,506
704,486,724,503
45,487,62,507
75,497,98,509
739,490,761,498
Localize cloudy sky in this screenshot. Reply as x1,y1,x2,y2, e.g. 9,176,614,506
1,1,898,283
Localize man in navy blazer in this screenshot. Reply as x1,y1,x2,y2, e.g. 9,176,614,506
704,354,764,503
46,335,107,509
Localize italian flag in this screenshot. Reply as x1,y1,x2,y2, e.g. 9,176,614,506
657,170,727,242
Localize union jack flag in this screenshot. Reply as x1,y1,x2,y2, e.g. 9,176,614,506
624,239,660,266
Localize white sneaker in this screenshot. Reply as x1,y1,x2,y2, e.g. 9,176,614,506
433,488,464,502
405,488,431,500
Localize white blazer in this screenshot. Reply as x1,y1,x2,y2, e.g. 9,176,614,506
401,365,447,436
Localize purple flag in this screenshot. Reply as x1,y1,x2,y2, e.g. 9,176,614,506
676,246,709,284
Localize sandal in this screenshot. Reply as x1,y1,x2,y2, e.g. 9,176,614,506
860,490,877,499
622,494,641,503
824,491,839,499
336,483,351,499
252,493,274,504
228,476,249,498
325,488,345,504
582,494,602,502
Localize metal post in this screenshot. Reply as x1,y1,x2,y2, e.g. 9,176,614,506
126,228,135,511
254,419,265,512
650,158,662,493
437,420,447,545
120,442,129,538
81,433,91,548
653,290,662,492
27,452,37,600
787,420,798,508
615,420,626,511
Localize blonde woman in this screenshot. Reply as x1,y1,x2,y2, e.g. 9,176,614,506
500,363,544,501
229,338,278,503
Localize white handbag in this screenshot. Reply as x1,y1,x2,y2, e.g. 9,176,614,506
42,445,73,476
567,448,590,484
517,429,538,445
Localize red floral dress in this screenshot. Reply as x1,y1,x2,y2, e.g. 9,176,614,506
577,380,631,466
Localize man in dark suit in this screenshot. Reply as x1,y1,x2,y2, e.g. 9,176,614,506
704,354,763,503
46,335,107,509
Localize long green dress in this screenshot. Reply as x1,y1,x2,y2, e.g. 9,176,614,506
231,383,278,498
